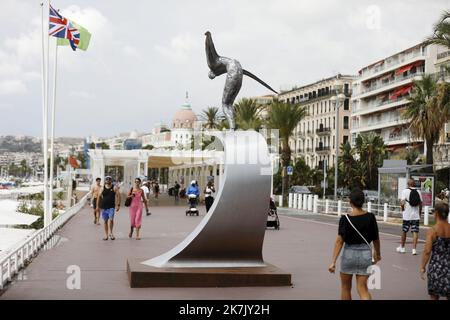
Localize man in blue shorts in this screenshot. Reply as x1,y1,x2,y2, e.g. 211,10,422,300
96,176,121,240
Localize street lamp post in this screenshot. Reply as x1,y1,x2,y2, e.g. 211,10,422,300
331,91,346,200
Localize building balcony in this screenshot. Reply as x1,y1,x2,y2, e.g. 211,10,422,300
355,73,423,100
359,51,426,81
352,117,409,133
296,131,306,138
352,96,409,117
315,146,331,153
316,127,331,136
360,71,424,95
305,147,312,152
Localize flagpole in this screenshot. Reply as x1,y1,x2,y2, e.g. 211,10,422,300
49,39,58,223
41,1,50,227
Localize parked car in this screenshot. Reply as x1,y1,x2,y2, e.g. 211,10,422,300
289,186,313,194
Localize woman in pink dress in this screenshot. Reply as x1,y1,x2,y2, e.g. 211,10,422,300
127,178,149,240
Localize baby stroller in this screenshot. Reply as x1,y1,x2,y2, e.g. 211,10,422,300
186,194,199,216
266,197,280,230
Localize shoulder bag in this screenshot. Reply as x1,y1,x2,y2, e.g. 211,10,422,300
124,188,133,207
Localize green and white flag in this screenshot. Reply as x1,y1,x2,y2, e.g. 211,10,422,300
57,20,91,51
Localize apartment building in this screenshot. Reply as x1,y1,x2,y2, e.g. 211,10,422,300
351,43,444,154
430,46,450,170
278,74,355,169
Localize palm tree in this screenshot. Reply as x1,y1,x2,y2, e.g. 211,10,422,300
266,99,308,203
355,132,387,190
339,142,356,189
200,106,222,129
234,98,264,130
403,75,450,166
425,10,450,50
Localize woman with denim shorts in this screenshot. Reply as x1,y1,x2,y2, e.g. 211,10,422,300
328,188,381,300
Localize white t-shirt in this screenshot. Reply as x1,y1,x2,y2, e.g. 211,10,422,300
401,188,423,221
141,185,149,201
205,186,215,198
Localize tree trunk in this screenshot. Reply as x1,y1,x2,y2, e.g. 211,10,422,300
426,138,434,171
281,142,291,206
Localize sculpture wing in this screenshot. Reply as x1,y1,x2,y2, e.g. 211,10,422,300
243,69,278,94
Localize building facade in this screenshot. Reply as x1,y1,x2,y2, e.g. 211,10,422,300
278,74,355,169
351,43,444,155
141,124,173,149
171,100,200,149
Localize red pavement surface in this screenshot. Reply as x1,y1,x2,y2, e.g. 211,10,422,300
1,196,429,300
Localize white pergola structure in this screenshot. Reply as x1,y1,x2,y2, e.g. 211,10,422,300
88,149,224,198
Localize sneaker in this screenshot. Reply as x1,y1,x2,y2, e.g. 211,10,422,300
396,246,406,253
412,249,417,255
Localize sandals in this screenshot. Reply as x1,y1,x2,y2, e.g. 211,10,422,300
109,234,115,240
102,237,108,241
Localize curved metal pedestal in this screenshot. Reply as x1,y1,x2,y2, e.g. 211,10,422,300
127,131,291,287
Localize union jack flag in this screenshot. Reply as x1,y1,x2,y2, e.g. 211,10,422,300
48,4,80,50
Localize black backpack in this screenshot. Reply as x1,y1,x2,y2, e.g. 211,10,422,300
407,188,421,207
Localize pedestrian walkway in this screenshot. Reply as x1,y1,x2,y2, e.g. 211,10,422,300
1,195,429,299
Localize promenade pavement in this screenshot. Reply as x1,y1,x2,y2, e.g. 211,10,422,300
1,195,429,299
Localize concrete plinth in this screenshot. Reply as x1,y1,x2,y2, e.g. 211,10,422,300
127,258,292,288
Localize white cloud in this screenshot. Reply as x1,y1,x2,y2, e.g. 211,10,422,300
69,90,95,99
122,45,142,59
0,0,448,137
0,80,26,95
155,33,197,63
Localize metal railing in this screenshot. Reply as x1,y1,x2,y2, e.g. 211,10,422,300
281,193,439,225
0,194,88,289
361,71,424,94
316,127,331,135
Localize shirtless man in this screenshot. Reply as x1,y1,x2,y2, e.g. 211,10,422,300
90,177,102,225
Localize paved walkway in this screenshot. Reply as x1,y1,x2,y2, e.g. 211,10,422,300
1,196,429,299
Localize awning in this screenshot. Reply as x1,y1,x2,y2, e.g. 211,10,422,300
390,84,413,100
394,61,424,76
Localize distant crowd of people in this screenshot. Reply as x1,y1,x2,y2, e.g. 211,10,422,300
88,177,216,241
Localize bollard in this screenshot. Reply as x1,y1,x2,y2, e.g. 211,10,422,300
313,195,318,214
297,194,302,210
424,206,429,226
288,193,293,208
293,193,298,209
383,203,388,222
303,194,308,210
279,195,283,207
338,200,342,217
367,201,372,213
325,199,329,214
307,195,313,211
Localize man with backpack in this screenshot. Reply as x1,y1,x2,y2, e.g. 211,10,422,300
397,178,423,255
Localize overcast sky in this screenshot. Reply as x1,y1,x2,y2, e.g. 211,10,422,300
0,0,448,138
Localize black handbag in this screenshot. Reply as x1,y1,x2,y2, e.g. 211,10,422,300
125,188,133,207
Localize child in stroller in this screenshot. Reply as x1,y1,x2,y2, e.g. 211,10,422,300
266,196,280,230
186,180,200,216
